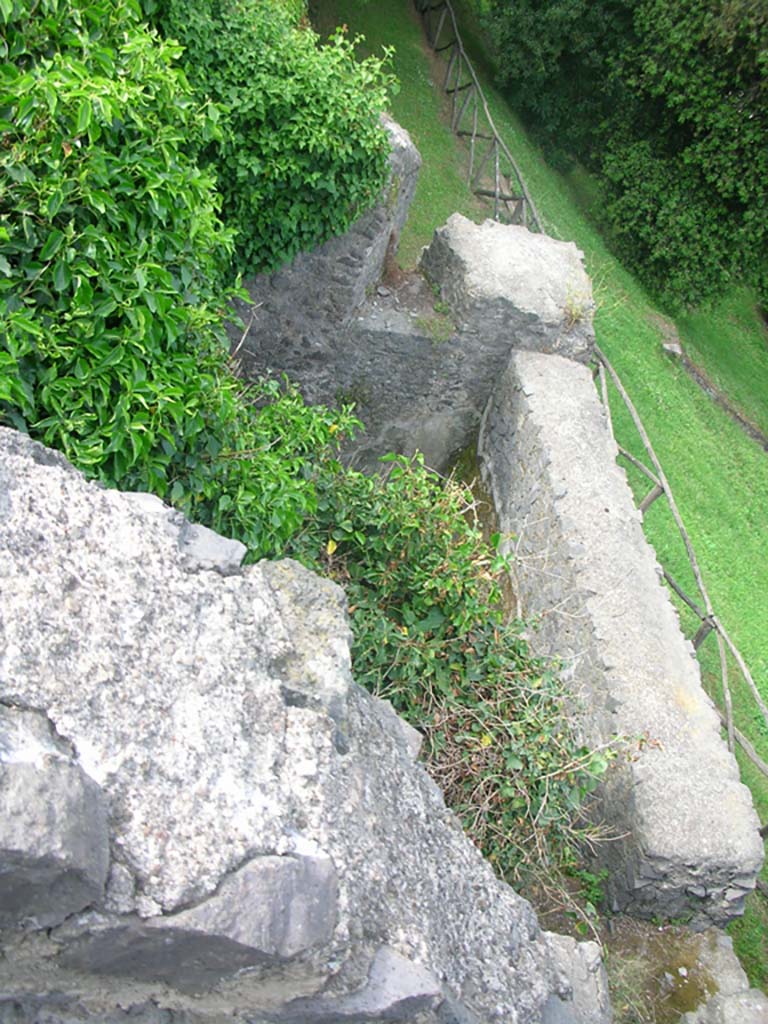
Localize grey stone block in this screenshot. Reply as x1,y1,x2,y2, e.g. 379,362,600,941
121,492,246,574
373,697,423,760
59,853,338,992
679,930,768,1022
0,424,612,1021
543,934,612,1024
177,521,247,574
273,946,443,1023
478,352,764,925
0,707,109,929
682,989,768,1023
163,851,338,959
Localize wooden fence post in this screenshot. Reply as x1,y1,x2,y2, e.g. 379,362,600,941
639,482,664,515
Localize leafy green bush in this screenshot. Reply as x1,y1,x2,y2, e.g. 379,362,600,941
1,0,231,485
0,0,358,554
290,454,610,878
148,0,395,273
601,139,746,309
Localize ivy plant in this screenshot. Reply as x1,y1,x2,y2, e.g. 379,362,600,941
290,454,612,879
0,0,358,554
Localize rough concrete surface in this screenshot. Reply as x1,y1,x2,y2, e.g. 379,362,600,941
0,427,607,1023
420,214,594,363
478,351,763,926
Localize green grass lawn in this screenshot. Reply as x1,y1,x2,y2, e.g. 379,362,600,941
314,0,768,985
677,290,768,441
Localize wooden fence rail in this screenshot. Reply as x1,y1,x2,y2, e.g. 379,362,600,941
594,347,768,783
413,0,544,233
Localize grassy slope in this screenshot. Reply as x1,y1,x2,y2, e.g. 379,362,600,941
677,290,768,440
314,0,768,983
314,2,487,266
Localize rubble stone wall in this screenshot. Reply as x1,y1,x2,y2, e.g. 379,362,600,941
230,114,421,336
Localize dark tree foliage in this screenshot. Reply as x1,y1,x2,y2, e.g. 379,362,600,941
483,0,768,307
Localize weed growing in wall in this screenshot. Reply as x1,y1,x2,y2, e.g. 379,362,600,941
290,453,613,879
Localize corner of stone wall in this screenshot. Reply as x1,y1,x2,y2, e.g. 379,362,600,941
419,214,595,363
233,116,421,334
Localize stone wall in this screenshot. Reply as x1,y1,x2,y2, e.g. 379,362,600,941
419,214,594,365
478,352,764,926
227,147,763,930
230,114,420,336
0,428,610,1024
234,196,596,473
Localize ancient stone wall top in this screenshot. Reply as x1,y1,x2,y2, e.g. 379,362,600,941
0,427,608,1024
420,214,594,363
235,200,597,472
479,352,763,927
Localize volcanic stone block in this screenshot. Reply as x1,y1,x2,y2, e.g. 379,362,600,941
59,853,338,993
274,946,444,1023
0,425,608,1022
0,706,109,929
420,214,594,363
479,351,763,926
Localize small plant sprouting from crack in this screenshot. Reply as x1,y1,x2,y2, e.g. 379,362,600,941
563,284,595,330
415,313,456,344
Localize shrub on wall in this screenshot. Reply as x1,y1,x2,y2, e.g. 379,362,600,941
0,0,357,554
290,454,611,879
148,0,396,273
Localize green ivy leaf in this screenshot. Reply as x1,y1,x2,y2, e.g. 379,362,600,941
39,228,65,261
52,259,71,291
76,97,92,133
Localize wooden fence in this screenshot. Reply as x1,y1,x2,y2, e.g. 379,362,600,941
594,347,768,798
413,0,544,233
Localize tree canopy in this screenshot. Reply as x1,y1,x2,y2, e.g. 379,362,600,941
483,0,768,307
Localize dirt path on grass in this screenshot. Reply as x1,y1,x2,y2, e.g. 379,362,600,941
650,313,768,453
